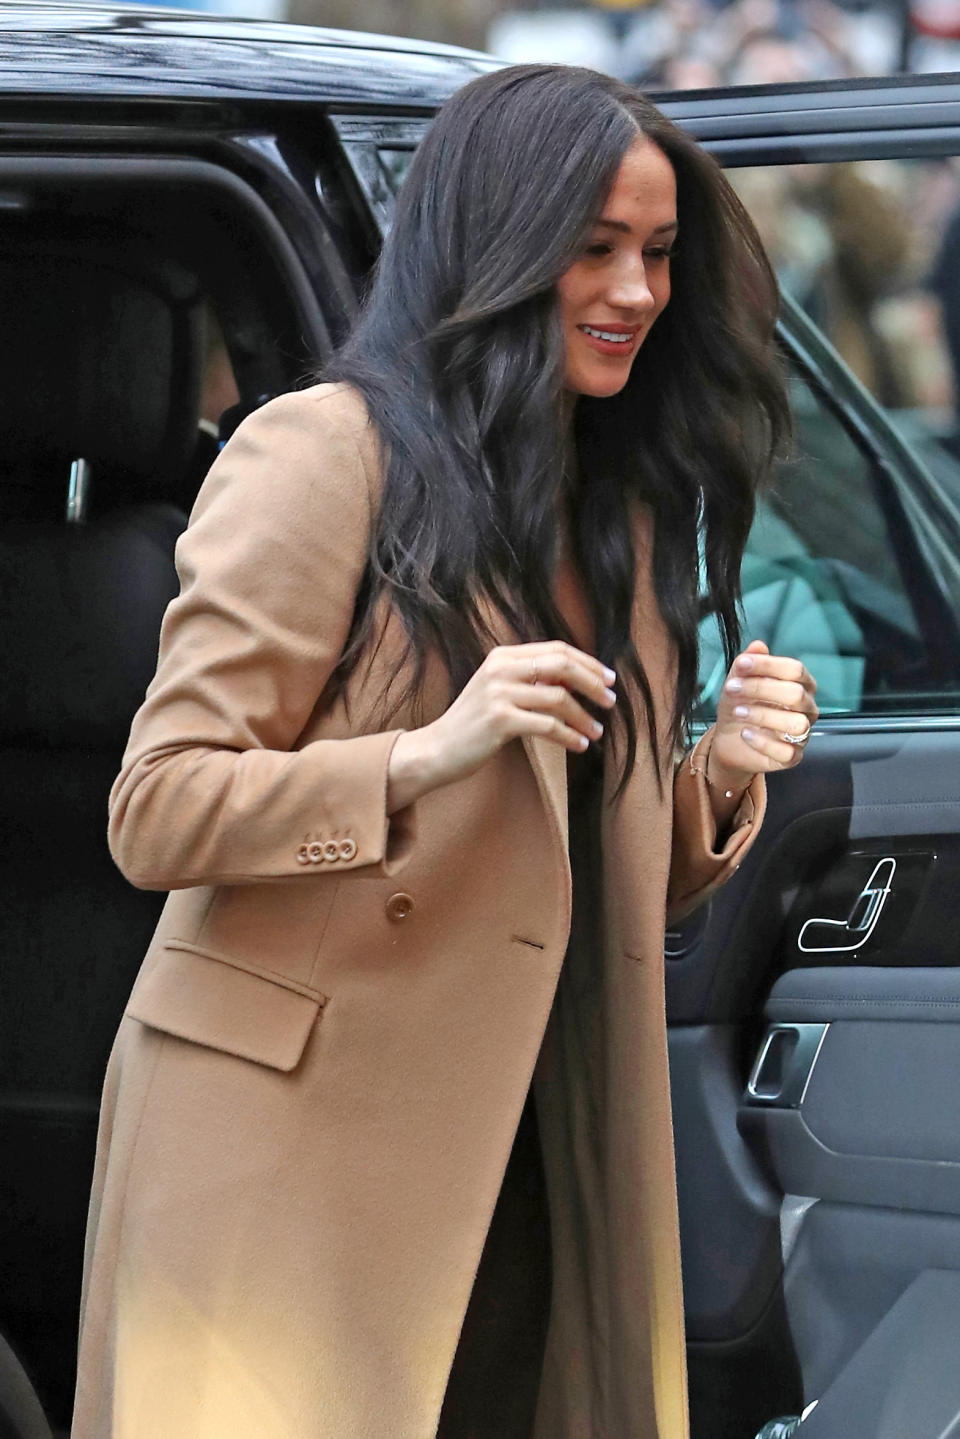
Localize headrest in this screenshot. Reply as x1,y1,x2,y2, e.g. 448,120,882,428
0,506,185,750
0,242,204,507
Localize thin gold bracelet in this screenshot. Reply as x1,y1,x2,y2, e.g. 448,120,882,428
688,752,736,799
687,735,749,802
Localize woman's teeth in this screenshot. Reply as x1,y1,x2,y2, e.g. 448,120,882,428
581,326,633,343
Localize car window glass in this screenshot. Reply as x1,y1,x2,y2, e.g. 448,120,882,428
730,158,960,487
378,148,415,193
695,156,960,721
696,360,960,720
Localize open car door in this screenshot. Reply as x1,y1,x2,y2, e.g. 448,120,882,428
662,75,960,1438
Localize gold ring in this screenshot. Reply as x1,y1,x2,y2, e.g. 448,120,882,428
781,719,812,748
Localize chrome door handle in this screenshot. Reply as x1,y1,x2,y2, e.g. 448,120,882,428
746,1022,829,1107
798,857,896,954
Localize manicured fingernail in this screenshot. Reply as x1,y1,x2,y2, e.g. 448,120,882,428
737,656,755,672
733,704,749,719
603,688,616,705
602,666,616,684
741,726,756,743
726,677,743,693
577,734,589,749
592,720,603,736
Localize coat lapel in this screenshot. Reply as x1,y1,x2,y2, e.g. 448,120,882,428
521,731,569,856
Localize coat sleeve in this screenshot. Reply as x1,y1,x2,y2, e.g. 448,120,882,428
108,383,417,891
666,725,766,924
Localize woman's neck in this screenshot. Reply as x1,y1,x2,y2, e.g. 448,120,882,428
560,389,578,441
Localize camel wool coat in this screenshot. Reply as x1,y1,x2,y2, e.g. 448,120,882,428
73,383,765,1439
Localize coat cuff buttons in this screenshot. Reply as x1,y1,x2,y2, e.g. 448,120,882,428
295,837,358,866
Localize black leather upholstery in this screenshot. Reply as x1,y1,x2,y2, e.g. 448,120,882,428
0,509,182,1098
0,238,199,1429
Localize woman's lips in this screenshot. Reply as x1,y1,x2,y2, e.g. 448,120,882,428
577,323,640,357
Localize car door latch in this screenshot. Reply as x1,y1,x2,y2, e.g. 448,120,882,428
746,1022,829,1107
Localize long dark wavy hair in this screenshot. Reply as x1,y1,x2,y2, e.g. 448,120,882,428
324,64,789,793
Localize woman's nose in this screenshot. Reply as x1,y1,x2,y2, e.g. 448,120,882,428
608,261,656,313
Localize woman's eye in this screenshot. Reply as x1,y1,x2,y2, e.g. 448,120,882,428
584,242,612,257
644,247,675,262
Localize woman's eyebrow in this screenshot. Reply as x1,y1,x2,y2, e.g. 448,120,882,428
594,218,679,236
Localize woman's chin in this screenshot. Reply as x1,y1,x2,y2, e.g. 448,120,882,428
566,371,633,400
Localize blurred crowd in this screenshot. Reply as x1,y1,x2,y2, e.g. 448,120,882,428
274,1,960,86
732,156,958,418
487,0,960,88
650,0,903,88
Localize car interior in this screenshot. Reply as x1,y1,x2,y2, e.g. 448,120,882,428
0,161,327,1436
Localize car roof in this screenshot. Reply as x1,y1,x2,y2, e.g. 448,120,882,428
3,5,960,131
0,1,502,105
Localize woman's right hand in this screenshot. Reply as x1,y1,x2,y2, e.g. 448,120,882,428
386,641,617,813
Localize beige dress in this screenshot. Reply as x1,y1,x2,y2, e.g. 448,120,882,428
437,532,603,1436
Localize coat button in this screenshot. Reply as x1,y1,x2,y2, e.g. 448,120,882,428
307,842,324,864
337,838,357,861
386,892,414,921
322,840,340,863
296,845,310,865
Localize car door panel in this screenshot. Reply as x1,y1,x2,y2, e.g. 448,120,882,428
668,728,960,1021
788,1267,960,1438
744,973,960,1200
670,725,960,1436
781,1204,960,1407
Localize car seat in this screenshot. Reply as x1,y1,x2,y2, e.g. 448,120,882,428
0,237,204,1430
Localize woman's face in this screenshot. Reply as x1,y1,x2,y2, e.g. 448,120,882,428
557,136,677,399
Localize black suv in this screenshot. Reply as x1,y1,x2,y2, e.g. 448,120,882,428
4,9,960,1437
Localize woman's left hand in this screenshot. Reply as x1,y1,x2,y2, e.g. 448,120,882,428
709,639,819,794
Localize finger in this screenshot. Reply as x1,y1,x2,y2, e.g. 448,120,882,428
509,648,617,708
521,706,597,753
508,639,615,684
728,703,815,739
738,725,804,769
512,683,605,743
732,651,817,694
527,641,616,691
724,675,813,713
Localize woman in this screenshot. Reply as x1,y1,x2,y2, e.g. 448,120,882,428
74,65,817,1439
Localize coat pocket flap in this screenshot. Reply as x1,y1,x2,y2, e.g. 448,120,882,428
127,941,325,1073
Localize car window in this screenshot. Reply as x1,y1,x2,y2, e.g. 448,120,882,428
330,116,427,237
697,156,960,721
696,360,948,717
730,158,960,491
378,148,416,193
